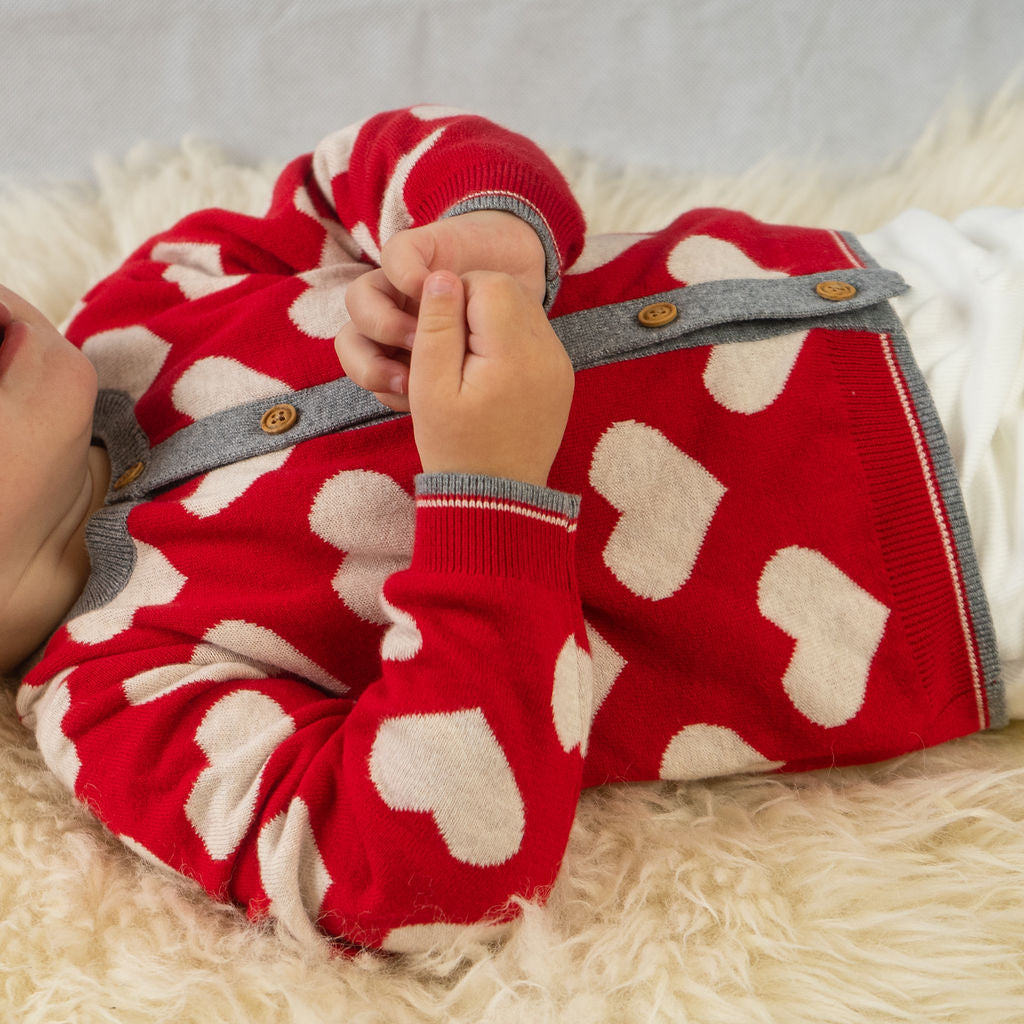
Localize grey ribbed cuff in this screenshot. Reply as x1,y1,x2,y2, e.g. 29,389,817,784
415,472,581,519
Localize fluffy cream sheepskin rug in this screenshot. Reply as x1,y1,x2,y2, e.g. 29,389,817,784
2,87,1024,1023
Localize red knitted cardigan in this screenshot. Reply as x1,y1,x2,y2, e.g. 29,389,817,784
18,107,1002,952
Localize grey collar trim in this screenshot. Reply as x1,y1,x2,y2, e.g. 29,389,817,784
63,391,146,626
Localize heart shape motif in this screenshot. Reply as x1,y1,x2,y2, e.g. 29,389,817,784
369,708,525,867
666,234,789,286
551,625,627,755
551,635,595,754
289,261,367,339
81,325,170,401
257,796,333,947
584,621,626,726
68,539,187,645
203,619,348,695
308,470,414,624
379,594,423,662
567,232,651,276
183,447,293,519
589,420,726,600
703,330,807,414
121,643,269,706
660,723,785,780
185,689,296,861
16,667,81,792
758,546,890,728
171,355,290,421
153,240,248,300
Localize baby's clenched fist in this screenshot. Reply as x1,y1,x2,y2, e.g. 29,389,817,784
409,271,573,488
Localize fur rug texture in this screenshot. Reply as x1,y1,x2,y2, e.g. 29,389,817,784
2,86,1024,1023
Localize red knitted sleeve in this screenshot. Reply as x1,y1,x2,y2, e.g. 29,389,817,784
66,105,585,347
317,105,586,281
22,475,589,952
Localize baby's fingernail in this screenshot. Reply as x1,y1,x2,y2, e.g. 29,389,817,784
425,272,455,296
404,332,416,349
390,373,406,395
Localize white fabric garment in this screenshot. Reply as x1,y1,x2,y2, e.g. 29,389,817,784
861,208,1024,716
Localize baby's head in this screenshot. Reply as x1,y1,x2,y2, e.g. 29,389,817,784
0,285,102,673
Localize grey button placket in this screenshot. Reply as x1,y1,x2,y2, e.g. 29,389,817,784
553,265,910,373
99,254,910,504
106,378,402,504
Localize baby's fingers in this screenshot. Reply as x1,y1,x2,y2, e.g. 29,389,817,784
334,321,411,412
409,272,468,397
344,268,418,350
380,228,435,304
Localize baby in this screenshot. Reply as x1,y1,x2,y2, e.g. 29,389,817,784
5,106,1020,954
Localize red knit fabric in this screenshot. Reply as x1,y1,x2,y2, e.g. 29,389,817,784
18,107,996,951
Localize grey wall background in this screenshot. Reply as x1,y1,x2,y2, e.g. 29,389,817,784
2,0,1023,183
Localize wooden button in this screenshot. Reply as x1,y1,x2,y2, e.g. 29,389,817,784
815,280,857,301
260,403,298,434
637,301,678,327
113,461,145,490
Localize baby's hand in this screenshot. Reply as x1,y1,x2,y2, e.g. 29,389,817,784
409,270,573,488
335,211,547,411
382,209,547,308
335,268,417,410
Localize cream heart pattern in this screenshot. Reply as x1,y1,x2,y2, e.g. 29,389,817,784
409,104,469,121
589,420,726,600
311,119,369,194
172,356,290,420
369,708,525,867
378,127,445,244
349,222,381,264
16,667,81,791
122,642,270,706
551,625,627,754
152,241,248,300
203,619,347,695
182,449,293,519
308,470,414,625
309,120,444,255
81,325,171,401
379,594,423,662
758,546,890,728
186,690,296,861
584,620,626,725
551,635,595,754
328,130,447,265
660,723,785,780
703,330,808,414
67,539,187,645
288,261,366,340
257,797,333,948
666,234,789,285
293,185,365,265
